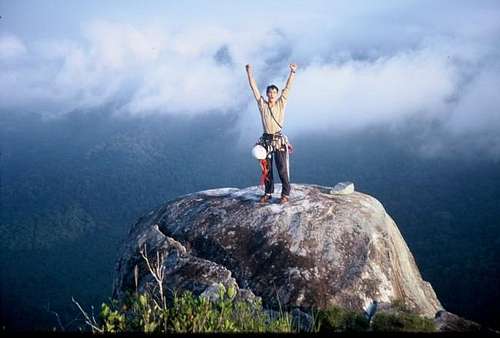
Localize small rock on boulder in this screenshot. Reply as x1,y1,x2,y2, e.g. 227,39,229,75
330,181,355,195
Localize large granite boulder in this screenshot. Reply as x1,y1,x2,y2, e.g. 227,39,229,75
112,183,447,321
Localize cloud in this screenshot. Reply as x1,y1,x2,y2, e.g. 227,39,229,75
0,19,276,118
444,64,500,135
1,1,500,159
0,34,27,60
284,38,458,134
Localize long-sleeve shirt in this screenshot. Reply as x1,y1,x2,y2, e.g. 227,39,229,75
256,76,293,134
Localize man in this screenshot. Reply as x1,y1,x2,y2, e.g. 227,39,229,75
245,63,297,204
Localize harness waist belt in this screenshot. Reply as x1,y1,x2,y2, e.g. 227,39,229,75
262,131,283,139
258,131,289,153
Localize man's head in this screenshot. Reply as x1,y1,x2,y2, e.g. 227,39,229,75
266,84,279,103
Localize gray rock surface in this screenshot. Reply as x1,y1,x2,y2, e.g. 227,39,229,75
434,310,496,332
112,183,444,319
330,181,355,194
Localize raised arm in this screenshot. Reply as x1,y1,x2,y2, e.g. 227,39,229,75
245,64,262,102
280,63,297,101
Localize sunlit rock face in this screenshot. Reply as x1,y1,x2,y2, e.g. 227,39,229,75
112,183,443,318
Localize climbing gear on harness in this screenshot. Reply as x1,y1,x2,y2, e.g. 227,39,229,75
258,158,270,188
252,144,267,160
285,141,290,181
254,131,293,190
252,144,270,188
257,131,290,154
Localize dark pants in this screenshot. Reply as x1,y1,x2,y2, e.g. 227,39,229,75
264,149,291,197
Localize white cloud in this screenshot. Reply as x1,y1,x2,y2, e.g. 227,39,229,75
1,1,500,159
285,40,457,134
444,65,500,135
0,34,27,60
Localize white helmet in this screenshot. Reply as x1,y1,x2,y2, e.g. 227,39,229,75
252,144,267,160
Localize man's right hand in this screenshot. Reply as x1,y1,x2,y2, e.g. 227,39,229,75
246,64,261,101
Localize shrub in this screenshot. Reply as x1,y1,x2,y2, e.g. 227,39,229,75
371,302,436,333
317,304,370,332
316,300,436,333
77,284,295,333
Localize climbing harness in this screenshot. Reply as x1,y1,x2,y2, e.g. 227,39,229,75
253,130,293,189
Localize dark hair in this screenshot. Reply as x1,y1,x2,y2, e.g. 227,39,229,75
266,84,279,93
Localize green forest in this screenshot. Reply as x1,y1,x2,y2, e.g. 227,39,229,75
1,110,499,330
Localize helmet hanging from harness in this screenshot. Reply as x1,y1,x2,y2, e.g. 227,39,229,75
252,100,293,190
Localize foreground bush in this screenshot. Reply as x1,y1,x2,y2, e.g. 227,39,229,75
370,300,436,332
76,285,295,333
317,305,370,332
75,290,437,333
315,299,436,333
371,312,436,332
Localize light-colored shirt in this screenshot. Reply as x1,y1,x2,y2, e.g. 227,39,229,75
257,84,291,134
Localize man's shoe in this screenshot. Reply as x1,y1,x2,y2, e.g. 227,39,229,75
259,194,272,203
279,195,289,204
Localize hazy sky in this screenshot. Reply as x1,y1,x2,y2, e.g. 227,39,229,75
1,0,500,159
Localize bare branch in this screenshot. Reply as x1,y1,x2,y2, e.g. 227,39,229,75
45,301,65,331
139,243,167,310
71,297,103,333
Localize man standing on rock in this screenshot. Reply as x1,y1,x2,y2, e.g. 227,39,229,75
246,63,297,204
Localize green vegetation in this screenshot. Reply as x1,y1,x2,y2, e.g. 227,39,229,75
317,304,370,332
370,300,436,332
371,311,436,332
314,299,435,333
75,286,295,333
75,292,437,333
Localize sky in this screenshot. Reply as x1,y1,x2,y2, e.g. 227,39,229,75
1,0,500,160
